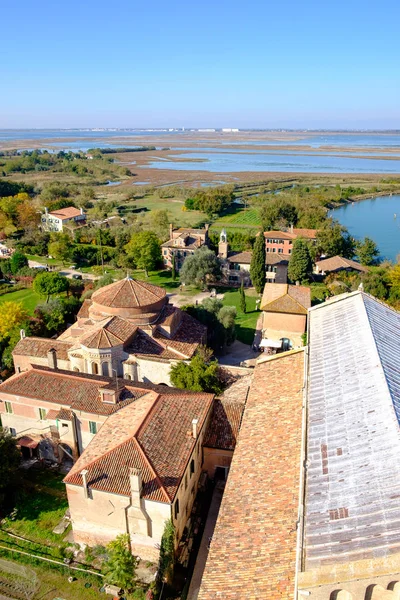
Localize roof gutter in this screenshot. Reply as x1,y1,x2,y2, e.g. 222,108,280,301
294,315,310,599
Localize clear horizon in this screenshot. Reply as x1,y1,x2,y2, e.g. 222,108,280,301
1,0,399,129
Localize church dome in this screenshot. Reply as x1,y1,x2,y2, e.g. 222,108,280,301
90,276,167,321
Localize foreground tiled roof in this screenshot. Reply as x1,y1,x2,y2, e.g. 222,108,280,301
13,337,73,361
64,388,213,502
198,350,305,600
305,292,400,568
0,367,148,416
203,375,251,450
49,207,82,220
92,277,166,309
315,255,368,273
77,299,92,319
261,283,311,314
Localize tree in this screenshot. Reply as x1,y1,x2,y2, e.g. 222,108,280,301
0,302,29,341
48,233,73,264
95,273,114,289
250,233,266,293
10,251,28,274
170,354,223,394
0,428,21,508
239,280,247,314
288,238,313,283
217,305,237,346
157,520,175,586
357,237,379,266
180,247,221,288
124,231,162,276
33,271,69,302
171,254,176,281
316,220,356,259
102,534,137,591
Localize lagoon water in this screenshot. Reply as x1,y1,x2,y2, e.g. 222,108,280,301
333,195,400,262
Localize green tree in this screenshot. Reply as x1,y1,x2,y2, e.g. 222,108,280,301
239,280,247,314
250,233,266,293
171,254,176,281
361,267,391,300
48,233,73,264
10,251,28,274
316,221,356,259
357,237,379,266
33,271,69,302
157,520,175,585
180,247,221,288
102,534,137,591
170,354,223,394
217,305,237,346
124,231,162,276
0,428,21,508
288,238,313,283
95,273,114,289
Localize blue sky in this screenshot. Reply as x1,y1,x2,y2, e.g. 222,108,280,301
1,0,399,129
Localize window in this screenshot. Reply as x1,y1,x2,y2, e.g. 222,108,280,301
92,363,99,375
288,249,292,254
89,421,97,434
174,499,180,519
10,427,16,436
190,459,195,476
278,248,283,254
39,408,47,420
272,248,276,253
5,401,12,414
266,248,270,253
185,474,188,490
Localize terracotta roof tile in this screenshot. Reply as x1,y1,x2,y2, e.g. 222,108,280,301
198,350,304,600
0,367,147,416
49,207,83,220
81,317,137,349
77,299,92,319
65,388,213,503
316,255,368,273
203,376,251,450
92,277,166,309
263,230,296,240
292,228,317,239
13,337,73,361
226,251,252,264
261,283,311,314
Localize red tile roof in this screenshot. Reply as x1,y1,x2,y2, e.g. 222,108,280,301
198,350,305,600
315,255,369,273
0,367,148,416
81,317,137,349
263,230,296,240
49,207,83,220
292,228,317,239
13,337,73,361
64,388,213,503
203,376,251,451
77,299,92,319
92,277,166,310
226,251,252,264
261,283,311,314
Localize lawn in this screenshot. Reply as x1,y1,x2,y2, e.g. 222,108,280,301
213,207,261,227
221,289,260,345
0,288,41,314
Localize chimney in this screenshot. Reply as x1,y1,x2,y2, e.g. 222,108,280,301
205,223,209,232
81,469,89,499
129,467,142,506
192,418,199,439
290,223,294,234
80,207,84,215
47,348,57,370
20,329,26,340
169,223,173,239
45,207,48,214
296,280,300,286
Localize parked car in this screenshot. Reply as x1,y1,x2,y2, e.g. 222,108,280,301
72,274,82,280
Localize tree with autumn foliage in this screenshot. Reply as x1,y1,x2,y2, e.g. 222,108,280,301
0,302,29,341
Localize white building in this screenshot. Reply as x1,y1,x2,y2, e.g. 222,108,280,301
41,206,86,232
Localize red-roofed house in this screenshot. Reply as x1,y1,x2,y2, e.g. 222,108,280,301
263,226,317,256
41,206,86,232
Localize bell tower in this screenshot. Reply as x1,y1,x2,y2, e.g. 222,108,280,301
219,228,229,259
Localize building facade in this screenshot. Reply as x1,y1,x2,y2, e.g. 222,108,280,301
13,277,206,386
41,206,86,232
161,224,209,270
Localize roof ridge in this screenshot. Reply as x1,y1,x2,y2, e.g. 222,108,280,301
132,437,171,503
128,278,140,304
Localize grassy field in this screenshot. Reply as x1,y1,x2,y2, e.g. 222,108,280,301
0,288,41,314
221,288,260,345
213,207,261,227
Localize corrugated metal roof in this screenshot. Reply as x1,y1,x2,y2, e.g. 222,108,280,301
305,291,400,568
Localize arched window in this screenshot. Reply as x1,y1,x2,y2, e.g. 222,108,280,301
73,367,79,373
190,459,195,477
102,362,110,377
125,374,132,380
92,363,99,375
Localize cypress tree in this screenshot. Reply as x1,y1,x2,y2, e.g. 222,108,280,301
171,254,176,281
288,238,313,284
250,232,266,294
239,280,247,314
